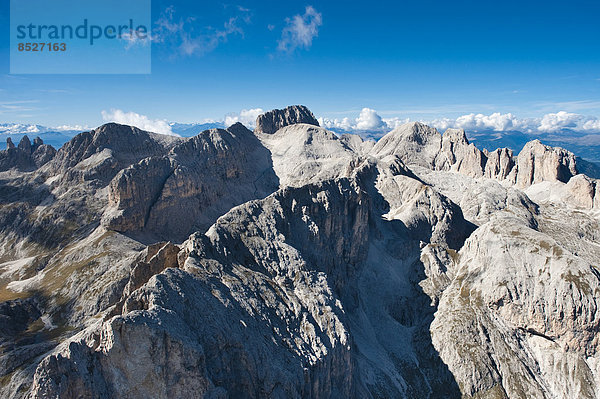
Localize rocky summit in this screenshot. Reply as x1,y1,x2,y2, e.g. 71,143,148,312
1,106,600,399
254,105,320,134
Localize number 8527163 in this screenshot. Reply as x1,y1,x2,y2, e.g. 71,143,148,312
18,43,67,51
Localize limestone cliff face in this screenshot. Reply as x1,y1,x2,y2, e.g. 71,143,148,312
565,174,597,209
27,158,471,398
254,105,320,134
2,108,600,399
103,156,176,233
515,139,578,188
434,128,487,177
370,122,443,168
102,123,279,241
484,147,515,180
433,218,600,399
371,124,588,195
255,123,357,187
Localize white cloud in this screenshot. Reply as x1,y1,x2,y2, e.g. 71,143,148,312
319,108,400,132
98,106,600,139
454,112,526,131
277,6,322,52
426,111,600,134
317,109,600,136
153,6,250,57
382,117,410,130
583,119,600,132
424,113,539,133
120,28,152,50
318,116,353,131
436,112,600,134
225,108,264,127
538,111,584,132
355,108,385,130
101,109,177,136
425,117,455,131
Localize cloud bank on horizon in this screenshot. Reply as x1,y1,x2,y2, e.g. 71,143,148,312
96,107,600,138
318,108,600,136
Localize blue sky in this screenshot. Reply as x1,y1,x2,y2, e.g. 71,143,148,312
0,0,599,134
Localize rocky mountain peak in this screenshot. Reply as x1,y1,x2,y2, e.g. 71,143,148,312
49,123,167,179
17,135,32,153
515,139,578,187
254,105,320,134
442,128,469,144
370,122,442,167
369,123,585,189
102,122,278,241
484,147,515,180
0,135,55,171
225,121,253,137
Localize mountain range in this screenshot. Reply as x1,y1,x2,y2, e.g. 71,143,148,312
0,122,227,152
4,120,600,165
1,105,600,398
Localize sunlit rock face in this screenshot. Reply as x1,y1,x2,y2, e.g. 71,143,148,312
1,107,600,399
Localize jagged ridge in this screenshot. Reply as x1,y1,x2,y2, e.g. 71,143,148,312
0,107,599,399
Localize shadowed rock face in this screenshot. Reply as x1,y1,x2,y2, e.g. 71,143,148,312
254,105,320,134
17,136,31,153
2,107,600,399
0,136,57,171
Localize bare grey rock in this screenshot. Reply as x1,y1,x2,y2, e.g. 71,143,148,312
1,112,600,399
0,136,56,172
256,123,357,187
566,174,597,209
370,122,442,168
515,139,578,188
432,217,600,398
338,133,375,156
484,147,515,180
31,144,57,168
372,125,585,192
17,136,31,154
48,123,169,183
102,156,176,232
25,156,471,399
102,123,279,240
254,105,319,134
434,128,487,177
